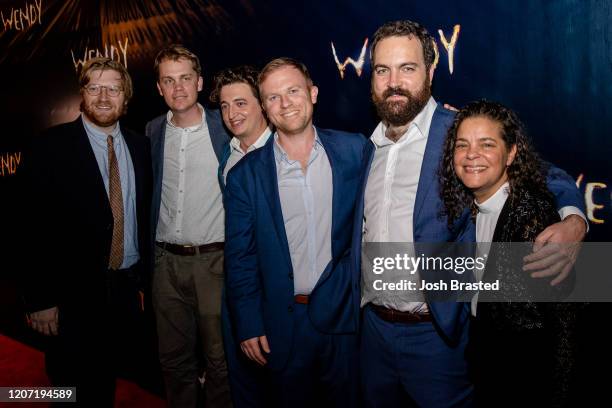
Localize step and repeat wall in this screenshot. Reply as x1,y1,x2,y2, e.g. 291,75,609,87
1,0,610,240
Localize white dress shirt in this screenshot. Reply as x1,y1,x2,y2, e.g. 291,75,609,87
223,127,272,184
361,97,438,313
156,104,225,245
472,182,510,316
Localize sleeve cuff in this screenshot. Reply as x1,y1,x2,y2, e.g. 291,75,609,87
558,206,589,233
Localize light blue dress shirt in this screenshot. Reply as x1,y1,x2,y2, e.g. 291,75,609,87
273,130,333,295
82,115,139,269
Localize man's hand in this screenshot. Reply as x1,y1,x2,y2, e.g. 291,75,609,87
29,306,59,336
523,215,587,286
240,335,270,366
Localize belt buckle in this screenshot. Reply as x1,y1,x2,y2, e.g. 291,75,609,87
183,244,197,255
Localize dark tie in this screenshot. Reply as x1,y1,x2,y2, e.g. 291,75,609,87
107,135,124,270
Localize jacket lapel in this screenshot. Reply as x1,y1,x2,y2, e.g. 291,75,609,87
256,138,293,271
73,119,112,218
218,143,232,192
205,108,229,163
317,128,341,259
150,118,166,204
413,105,446,235
353,142,375,268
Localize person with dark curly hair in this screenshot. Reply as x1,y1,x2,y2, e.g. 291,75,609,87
440,100,578,407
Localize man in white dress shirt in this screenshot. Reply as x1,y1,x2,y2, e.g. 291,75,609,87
356,20,587,408
145,45,232,408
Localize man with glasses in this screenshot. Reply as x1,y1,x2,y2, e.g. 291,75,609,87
145,45,231,408
24,57,152,407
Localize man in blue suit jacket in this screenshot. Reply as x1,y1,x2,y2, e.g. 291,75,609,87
211,65,273,407
224,58,366,407
354,20,587,407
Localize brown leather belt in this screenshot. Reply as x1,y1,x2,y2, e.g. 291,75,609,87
294,294,309,304
156,241,224,256
370,303,432,324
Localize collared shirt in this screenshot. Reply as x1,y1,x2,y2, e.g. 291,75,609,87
223,127,272,184
361,97,438,313
273,130,333,295
475,182,509,244
156,104,225,245
472,182,510,316
82,114,139,269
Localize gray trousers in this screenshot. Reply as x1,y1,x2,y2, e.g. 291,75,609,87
153,246,232,408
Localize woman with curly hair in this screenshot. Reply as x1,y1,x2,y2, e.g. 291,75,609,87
439,100,577,407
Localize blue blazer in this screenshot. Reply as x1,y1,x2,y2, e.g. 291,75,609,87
145,108,230,244
351,103,586,345
224,128,366,370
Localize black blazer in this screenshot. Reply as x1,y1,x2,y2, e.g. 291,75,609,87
23,118,152,314
477,186,577,403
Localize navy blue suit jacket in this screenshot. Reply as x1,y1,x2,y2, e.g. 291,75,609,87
224,128,366,370
352,103,586,345
145,108,230,246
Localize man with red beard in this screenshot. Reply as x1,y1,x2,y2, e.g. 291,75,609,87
24,58,152,407
353,20,587,407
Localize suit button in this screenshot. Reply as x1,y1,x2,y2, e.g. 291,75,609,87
288,273,293,280
288,305,294,312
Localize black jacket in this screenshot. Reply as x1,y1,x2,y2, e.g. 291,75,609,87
22,118,152,314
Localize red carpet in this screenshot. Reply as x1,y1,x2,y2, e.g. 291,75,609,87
0,334,166,407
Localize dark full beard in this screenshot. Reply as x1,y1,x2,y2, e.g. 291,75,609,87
372,80,431,127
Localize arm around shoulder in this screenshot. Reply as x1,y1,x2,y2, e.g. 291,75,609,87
544,162,585,214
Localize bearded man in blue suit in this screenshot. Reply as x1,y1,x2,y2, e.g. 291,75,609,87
224,57,366,407
354,20,588,408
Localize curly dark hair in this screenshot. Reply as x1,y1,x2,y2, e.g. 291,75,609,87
209,65,260,104
439,100,552,227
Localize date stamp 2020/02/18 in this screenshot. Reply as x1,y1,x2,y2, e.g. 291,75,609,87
0,387,76,402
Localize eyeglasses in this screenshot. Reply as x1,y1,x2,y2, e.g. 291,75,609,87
83,84,124,97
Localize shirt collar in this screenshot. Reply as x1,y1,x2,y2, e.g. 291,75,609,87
370,96,437,148
475,182,510,214
166,103,206,132
230,127,272,154
273,127,322,166
81,113,121,139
